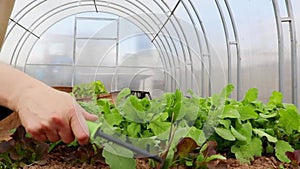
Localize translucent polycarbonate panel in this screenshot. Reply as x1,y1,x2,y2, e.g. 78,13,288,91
27,17,75,65
73,66,113,89
136,0,169,15
43,15,75,36
176,1,207,56
99,7,164,38
190,49,209,96
75,39,117,66
123,14,161,37
25,65,73,86
1,0,300,106
158,34,178,68
118,49,162,68
73,66,165,93
0,26,27,63
30,6,96,36
293,0,300,107
10,1,96,41
12,1,76,30
161,0,178,14
73,66,127,91
159,22,181,67
173,3,204,64
10,1,45,21
119,18,144,40
78,12,119,19
76,18,118,39
118,19,158,64
191,1,228,89
110,67,165,93
229,0,279,101
12,35,40,69
164,15,191,64
149,41,168,70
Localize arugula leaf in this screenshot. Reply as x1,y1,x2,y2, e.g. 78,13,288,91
221,105,240,119
230,126,246,141
275,140,294,163
278,107,300,135
148,120,171,136
231,137,262,163
173,89,183,121
116,88,131,106
219,119,231,129
78,83,300,168
224,83,234,98
243,88,258,103
268,91,283,106
104,109,124,126
203,88,226,138
236,121,253,143
181,96,199,122
253,128,277,143
215,127,235,141
238,106,258,121
186,126,206,146
127,122,141,137
103,143,136,169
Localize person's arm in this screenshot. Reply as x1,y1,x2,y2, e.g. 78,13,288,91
0,62,98,145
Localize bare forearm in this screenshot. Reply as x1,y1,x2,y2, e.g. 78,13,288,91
0,62,50,111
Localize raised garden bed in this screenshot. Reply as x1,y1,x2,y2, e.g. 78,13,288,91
1,83,300,169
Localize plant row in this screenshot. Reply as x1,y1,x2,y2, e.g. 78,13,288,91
1,82,300,169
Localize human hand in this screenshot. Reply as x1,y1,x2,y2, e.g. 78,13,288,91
15,85,98,145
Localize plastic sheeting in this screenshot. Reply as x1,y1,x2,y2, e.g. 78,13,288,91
0,0,300,106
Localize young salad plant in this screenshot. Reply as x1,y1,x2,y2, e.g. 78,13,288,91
2,81,300,169
86,84,300,168
208,86,300,164
83,85,229,169
0,126,48,169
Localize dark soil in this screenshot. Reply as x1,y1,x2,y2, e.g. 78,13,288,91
0,113,297,169
18,144,295,169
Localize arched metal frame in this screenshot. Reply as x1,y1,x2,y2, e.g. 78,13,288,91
215,0,241,99
1,0,298,107
4,0,214,97
272,0,297,105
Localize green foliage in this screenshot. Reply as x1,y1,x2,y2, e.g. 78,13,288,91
0,126,48,168
2,83,300,168
102,144,136,169
275,140,294,163
72,80,108,99
210,85,300,164
87,85,300,167
231,137,262,163
278,106,300,135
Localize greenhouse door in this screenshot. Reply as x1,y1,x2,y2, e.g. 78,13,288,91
72,16,120,90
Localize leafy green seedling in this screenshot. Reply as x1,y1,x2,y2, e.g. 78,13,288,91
0,126,49,168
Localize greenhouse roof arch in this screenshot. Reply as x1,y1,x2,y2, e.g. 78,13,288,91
2,0,215,96
1,0,300,107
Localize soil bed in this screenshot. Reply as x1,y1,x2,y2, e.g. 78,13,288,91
20,144,295,169
0,114,297,169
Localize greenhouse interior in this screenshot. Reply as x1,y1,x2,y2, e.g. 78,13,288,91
1,0,300,168
0,0,300,106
